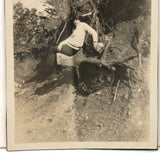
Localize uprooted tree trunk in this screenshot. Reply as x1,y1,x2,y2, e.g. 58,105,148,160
45,0,150,83
55,0,150,89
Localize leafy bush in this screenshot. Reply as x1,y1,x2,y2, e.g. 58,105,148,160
13,0,70,60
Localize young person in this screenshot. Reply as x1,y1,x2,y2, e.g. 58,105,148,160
46,18,104,67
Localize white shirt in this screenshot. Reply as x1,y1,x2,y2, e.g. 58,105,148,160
58,21,98,50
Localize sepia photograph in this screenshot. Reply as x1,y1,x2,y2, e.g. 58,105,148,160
6,0,158,150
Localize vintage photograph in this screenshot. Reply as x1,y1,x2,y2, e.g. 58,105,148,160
6,0,157,150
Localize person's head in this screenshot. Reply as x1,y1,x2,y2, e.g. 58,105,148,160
71,15,86,28
74,15,86,24
73,19,80,26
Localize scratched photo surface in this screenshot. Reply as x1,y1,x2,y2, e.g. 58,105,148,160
9,0,156,147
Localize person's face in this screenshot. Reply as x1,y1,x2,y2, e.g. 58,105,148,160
74,19,80,26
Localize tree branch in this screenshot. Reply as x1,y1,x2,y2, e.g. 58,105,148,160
56,21,67,44
81,12,93,17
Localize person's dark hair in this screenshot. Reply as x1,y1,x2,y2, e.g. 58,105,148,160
71,8,87,22
69,15,86,29
75,15,86,22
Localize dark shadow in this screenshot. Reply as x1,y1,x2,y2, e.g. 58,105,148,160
98,0,151,33
25,61,56,83
34,67,78,95
27,61,130,97
25,44,59,84
77,63,131,97
34,62,113,97
76,62,113,96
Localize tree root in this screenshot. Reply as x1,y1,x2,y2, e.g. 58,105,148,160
113,80,120,101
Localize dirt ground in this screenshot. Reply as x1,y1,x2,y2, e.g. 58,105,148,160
14,54,150,143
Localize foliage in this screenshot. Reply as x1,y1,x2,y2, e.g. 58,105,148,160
13,0,70,60
13,0,150,61
14,2,47,58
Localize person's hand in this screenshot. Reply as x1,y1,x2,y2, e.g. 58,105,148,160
94,42,104,53
57,42,63,51
57,40,67,51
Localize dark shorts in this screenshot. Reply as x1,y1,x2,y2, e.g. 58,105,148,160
46,44,79,66
61,44,79,56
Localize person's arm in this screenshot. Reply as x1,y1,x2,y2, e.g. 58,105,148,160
82,22,104,52
57,39,68,51
82,22,98,43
